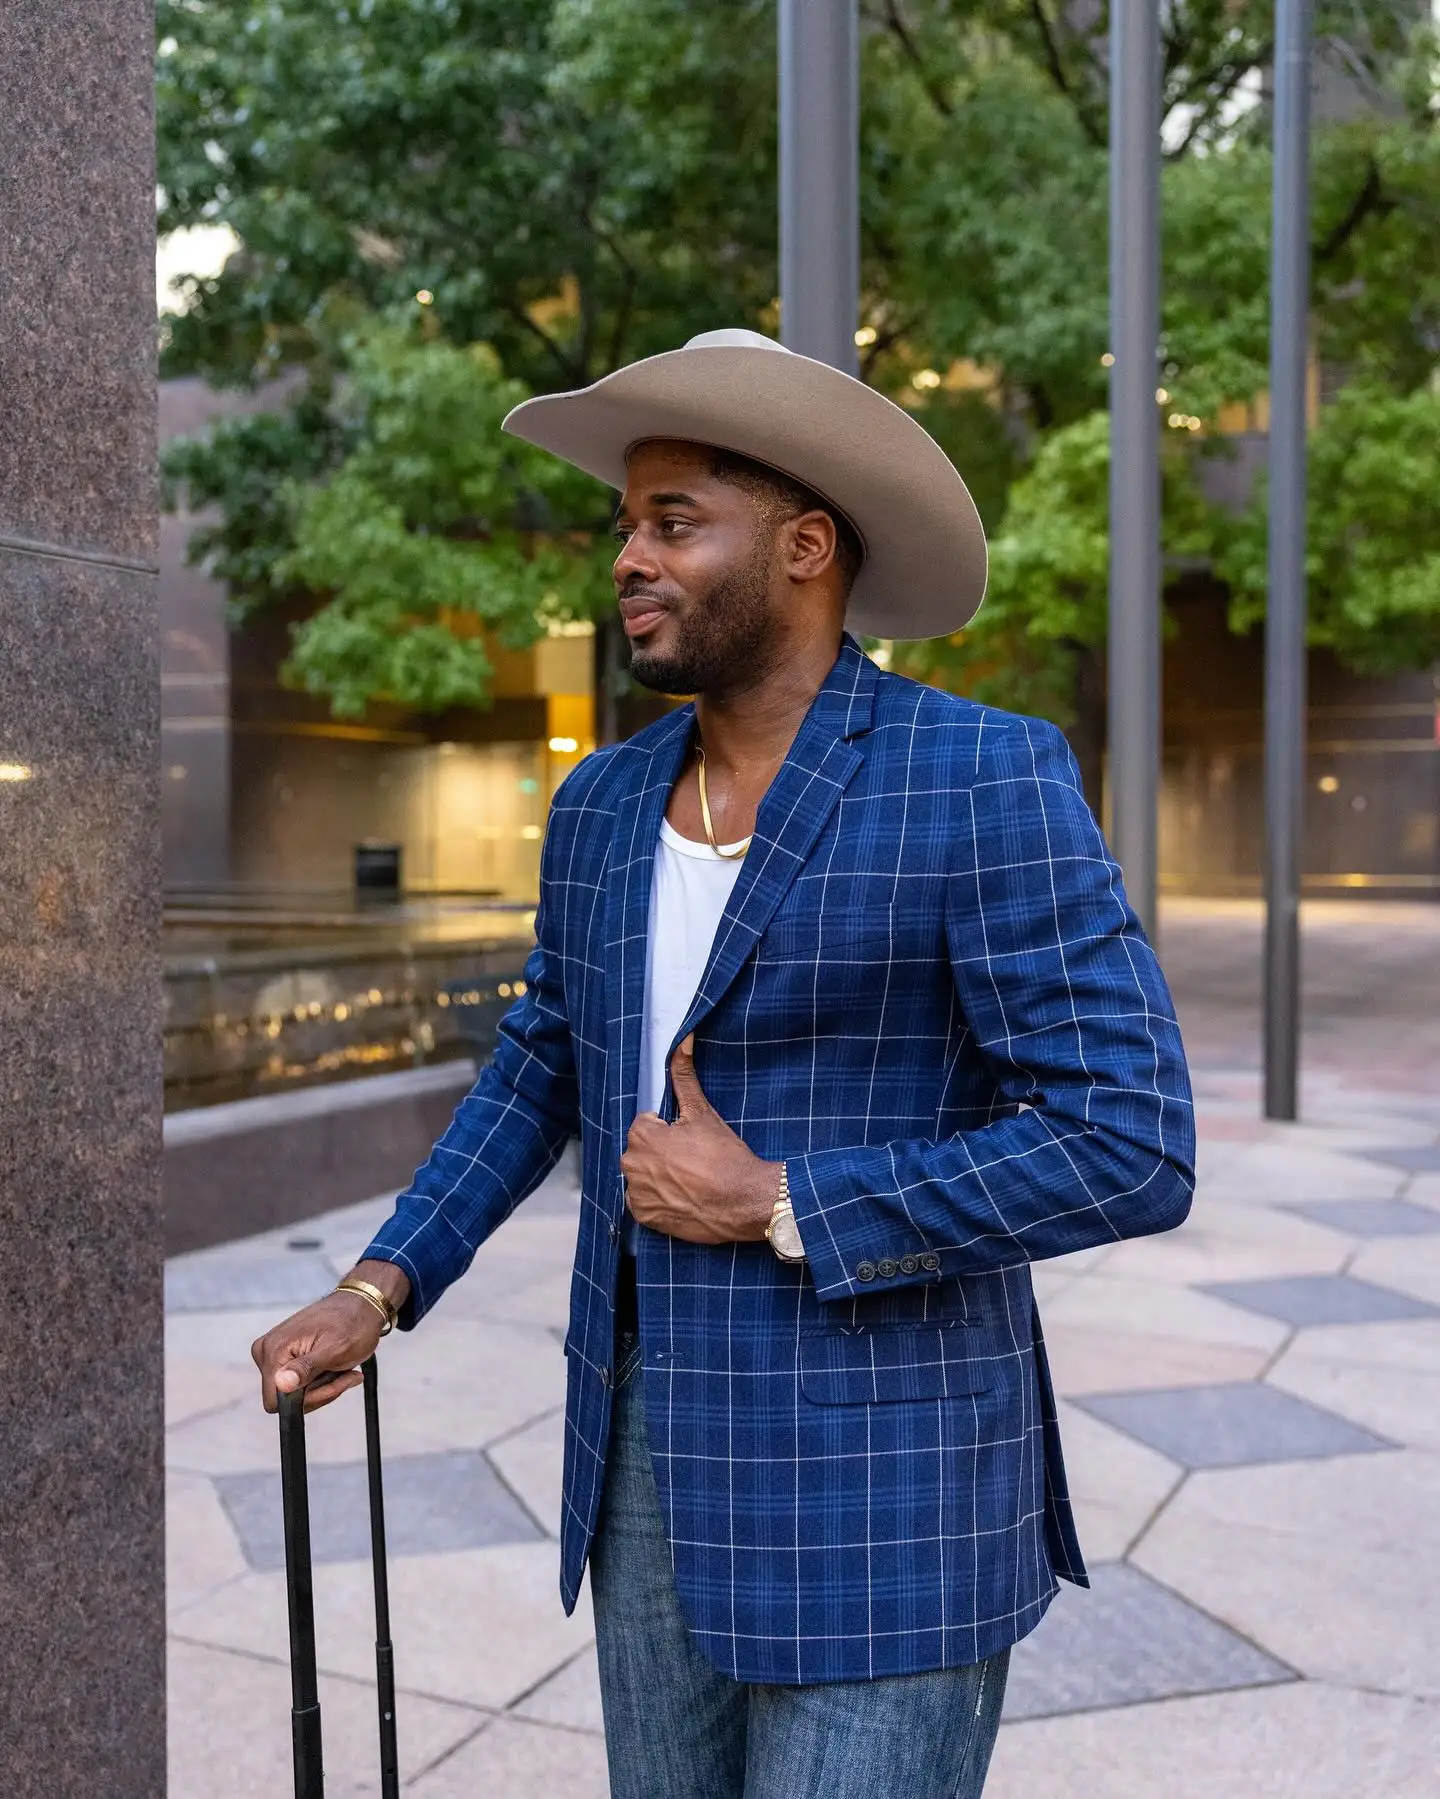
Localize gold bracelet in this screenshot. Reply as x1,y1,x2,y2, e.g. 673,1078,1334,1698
335,1278,396,1335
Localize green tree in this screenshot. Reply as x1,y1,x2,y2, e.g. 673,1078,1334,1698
158,0,1440,729
885,8,1440,793
156,0,778,391
1218,382,1440,675
163,318,615,717
157,0,781,717
896,411,1219,805
278,325,614,716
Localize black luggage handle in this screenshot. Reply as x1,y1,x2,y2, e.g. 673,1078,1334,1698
278,1357,400,1799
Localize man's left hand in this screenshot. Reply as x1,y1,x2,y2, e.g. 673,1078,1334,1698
620,1035,780,1244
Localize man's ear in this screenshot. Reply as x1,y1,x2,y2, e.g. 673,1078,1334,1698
784,509,838,585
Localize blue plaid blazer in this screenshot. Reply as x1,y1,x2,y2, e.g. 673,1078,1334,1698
366,636,1195,1684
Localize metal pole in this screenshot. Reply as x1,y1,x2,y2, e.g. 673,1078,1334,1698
279,1392,324,1799
1107,0,1162,942
778,0,859,374
1263,0,1313,1120
362,1359,400,1799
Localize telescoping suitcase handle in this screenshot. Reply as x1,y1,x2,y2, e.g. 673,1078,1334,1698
278,1357,400,1799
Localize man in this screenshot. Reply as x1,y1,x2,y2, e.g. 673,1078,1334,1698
254,329,1195,1797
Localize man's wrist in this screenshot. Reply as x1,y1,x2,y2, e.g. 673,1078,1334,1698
746,1160,785,1239
348,1258,412,1315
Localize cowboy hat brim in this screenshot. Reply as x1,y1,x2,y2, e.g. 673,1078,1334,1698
500,332,986,641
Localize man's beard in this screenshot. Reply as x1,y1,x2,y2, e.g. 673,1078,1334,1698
626,545,774,699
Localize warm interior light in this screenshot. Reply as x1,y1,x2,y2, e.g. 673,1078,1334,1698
1318,774,1340,794
548,735,579,753
0,763,33,782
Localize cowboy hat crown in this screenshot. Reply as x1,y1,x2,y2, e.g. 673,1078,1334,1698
501,328,987,640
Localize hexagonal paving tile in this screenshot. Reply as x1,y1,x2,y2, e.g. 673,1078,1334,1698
1282,1200,1440,1238
165,1252,337,1313
1072,1382,1394,1470
215,1448,543,1570
1199,1275,1440,1327
1357,1145,1440,1175
1004,1563,1292,1720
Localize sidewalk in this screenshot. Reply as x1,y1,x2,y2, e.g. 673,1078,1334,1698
166,903,1440,1795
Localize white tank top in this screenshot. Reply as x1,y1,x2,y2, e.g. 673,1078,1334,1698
625,817,746,1253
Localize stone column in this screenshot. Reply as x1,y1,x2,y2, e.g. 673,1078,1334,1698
0,3,165,1793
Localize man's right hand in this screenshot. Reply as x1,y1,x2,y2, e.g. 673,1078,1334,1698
251,1261,411,1413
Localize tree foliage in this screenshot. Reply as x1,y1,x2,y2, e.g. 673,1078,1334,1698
279,326,614,716
157,0,1440,723
1219,382,1440,674
893,409,1219,802
912,412,1215,687
161,386,347,608
156,0,777,390
167,319,615,716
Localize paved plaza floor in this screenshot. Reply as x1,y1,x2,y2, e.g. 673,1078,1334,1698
165,901,1440,1796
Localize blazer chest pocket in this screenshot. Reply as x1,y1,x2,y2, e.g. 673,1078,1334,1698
799,1321,989,1406
762,906,907,964
759,907,944,1017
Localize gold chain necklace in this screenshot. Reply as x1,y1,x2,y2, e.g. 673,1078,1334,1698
696,746,751,860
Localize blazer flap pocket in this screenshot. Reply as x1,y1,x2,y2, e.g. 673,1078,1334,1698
763,906,897,959
800,1321,989,1405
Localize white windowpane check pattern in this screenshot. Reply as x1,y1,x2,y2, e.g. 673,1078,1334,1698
365,636,1195,1684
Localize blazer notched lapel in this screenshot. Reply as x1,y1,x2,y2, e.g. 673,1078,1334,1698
602,706,695,1141
602,636,879,1136
673,636,878,1054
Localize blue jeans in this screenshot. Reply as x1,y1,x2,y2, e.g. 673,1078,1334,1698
589,1335,1010,1799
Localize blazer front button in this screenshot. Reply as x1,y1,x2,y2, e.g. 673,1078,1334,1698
856,1261,877,1282
877,1259,899,1278
899,1255,919,1274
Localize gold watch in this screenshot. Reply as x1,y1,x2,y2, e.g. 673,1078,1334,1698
765,1163,806,1263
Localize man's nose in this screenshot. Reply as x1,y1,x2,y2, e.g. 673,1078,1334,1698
612,527,659,589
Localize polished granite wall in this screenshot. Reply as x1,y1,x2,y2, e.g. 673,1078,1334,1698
0,1,165,1791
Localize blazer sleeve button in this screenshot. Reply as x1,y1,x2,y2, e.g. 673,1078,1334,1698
856,1261,877,1282
920,1252,941,1272
877,1259,899,1278
899,1254,919,1274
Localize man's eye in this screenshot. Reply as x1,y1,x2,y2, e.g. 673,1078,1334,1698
661,518,690,535
612,527,632,544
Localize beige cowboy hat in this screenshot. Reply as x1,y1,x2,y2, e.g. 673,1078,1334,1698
501,328,986,640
